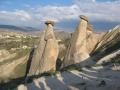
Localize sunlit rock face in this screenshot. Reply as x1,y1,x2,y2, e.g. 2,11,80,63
28,21,59,76
61,15,105,68
62,15,94,67
86,24,102,54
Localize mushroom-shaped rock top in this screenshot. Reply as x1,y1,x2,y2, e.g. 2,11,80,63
45,21,54,26
80,15,88,22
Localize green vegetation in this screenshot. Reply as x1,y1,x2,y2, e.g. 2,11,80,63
61,65,82,72
0,36,38,50
21,36,39,47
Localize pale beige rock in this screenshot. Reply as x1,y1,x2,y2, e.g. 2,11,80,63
62,15,90,67
112,64,120,71
28,21,59,76
86,32,103,54
17,84,27,90
0,55,27,82
62,15,103,68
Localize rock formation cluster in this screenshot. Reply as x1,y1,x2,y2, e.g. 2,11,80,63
27,15,120,76
16,15,120,90
28,15,97,75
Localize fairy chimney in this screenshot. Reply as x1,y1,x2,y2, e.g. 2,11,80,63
87,24,93,35
62,15,90,68
28,20,59,76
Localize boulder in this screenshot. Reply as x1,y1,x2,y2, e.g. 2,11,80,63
17,84,27,90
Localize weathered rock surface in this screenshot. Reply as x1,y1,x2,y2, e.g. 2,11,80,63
62,16,120,68
97,49,120,64
91,25,120,62
17,67,120,90
0,50,17,64
86,32,103,54
62,15,102,67
0,55,27,82
28,21,59,76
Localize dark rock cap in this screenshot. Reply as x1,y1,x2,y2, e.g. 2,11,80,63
45,21,54,26
80,15,88,22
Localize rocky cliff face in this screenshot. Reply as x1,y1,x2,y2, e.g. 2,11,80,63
91,25,120,64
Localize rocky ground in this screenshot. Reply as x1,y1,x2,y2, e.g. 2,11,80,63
17,66,120,90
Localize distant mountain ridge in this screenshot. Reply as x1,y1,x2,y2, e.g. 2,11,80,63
0,25,40,32
0,25,71,40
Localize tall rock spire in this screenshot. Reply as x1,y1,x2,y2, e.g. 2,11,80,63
62,15,90,68
28,21,59,76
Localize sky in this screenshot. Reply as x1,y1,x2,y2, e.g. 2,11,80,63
0,0,120,31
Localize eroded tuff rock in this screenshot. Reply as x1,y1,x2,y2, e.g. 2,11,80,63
28,21,59,76
86,25,103,54
62,15,101,68
92,25,120,63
